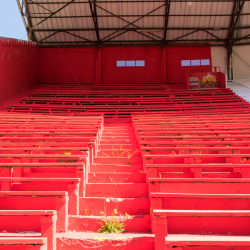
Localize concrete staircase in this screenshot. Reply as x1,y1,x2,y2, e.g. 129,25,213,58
57,120,153,249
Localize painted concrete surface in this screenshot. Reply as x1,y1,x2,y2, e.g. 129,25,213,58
228,80,250,103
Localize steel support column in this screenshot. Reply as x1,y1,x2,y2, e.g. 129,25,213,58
226,0,245,80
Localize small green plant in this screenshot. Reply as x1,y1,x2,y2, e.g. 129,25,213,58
97,210,126,233
97,199,129,234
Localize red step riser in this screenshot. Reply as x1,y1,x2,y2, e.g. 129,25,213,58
68,215,151,233
94,157,141,165
88,173,146,183
79,197,150,216
57,235,155,250
86,183,148,198
90,164,142,173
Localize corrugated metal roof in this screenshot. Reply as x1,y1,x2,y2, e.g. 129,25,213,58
16,0,250,46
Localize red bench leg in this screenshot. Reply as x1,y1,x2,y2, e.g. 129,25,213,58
55,195,68,232
76,166,85,198
155,216,167,250
68,183,79,215
151,198,162,234
1,168,11,191
40,214,57,250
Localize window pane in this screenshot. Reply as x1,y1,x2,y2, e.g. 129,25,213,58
181,60,190,66
201,59,210,66
117,61,125,67
191,60,201,66
136,60,145,66
126,61,136,67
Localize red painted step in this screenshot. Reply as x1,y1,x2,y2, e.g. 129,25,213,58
79,197,150,216
86,183,148,198
57,232,155,250
68,214,151,233
94,157,142,165
90,164,142,173
88,173,146,183
99,144,138,150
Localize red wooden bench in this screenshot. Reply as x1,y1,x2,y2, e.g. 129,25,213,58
153,209,250,250
0,177,80,215
0,210,56,250
0,191,68,232
0,237,47,250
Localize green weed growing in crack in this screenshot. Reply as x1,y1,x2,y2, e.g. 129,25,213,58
97,198,129,234
102,146,140,159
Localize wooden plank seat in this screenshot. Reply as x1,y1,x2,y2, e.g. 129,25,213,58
20,95,242,102
139,134,250,141
6,105,249,116
0,161,86,197
0,210,56,250
141,146,250,154
132,113,250,121
150,192,250,211
164,236,250,250
133,112,250,118
0,191,68,232
138,131,250,138
145,163,250,179
0,237,47,250
135,121,250,127
0,154,88,179
148,178,250,194
153,209,250,250
136,126,250,132
0,142,97,161
0,177,80,215
8,109,250,119
139,141,250,147
31,86,232,93
7,101,248,109
0,115,104,123
143,154,250,176
0,138,98,159
0,146,91,166
19,97,244,106
134,118,250,125
150,192,250,234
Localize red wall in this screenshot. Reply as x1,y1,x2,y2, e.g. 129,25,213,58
37,46,212,84
38,48,97,83
166,46,212,83
101,47,162,83
0,38,38,102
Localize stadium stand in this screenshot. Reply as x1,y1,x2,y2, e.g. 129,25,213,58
0,79,249,250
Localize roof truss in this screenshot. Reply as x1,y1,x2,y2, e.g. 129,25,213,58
17,0,250,46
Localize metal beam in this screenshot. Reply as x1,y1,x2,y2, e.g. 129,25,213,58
226,0,245,80
96,5,162,41
23,0,37,41
32,26,250,32
29,0,53,13
16,0,29,32
39,39,227,44
27,0,250,3
163,0,171,42
102,3,166,41
88,0,100,42
30,0,76,30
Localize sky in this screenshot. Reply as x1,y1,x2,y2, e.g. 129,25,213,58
0,0,28,40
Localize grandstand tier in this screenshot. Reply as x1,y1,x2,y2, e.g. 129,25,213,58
0,78,249,250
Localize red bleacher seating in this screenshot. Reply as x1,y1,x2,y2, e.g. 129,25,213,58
1,82,250,250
